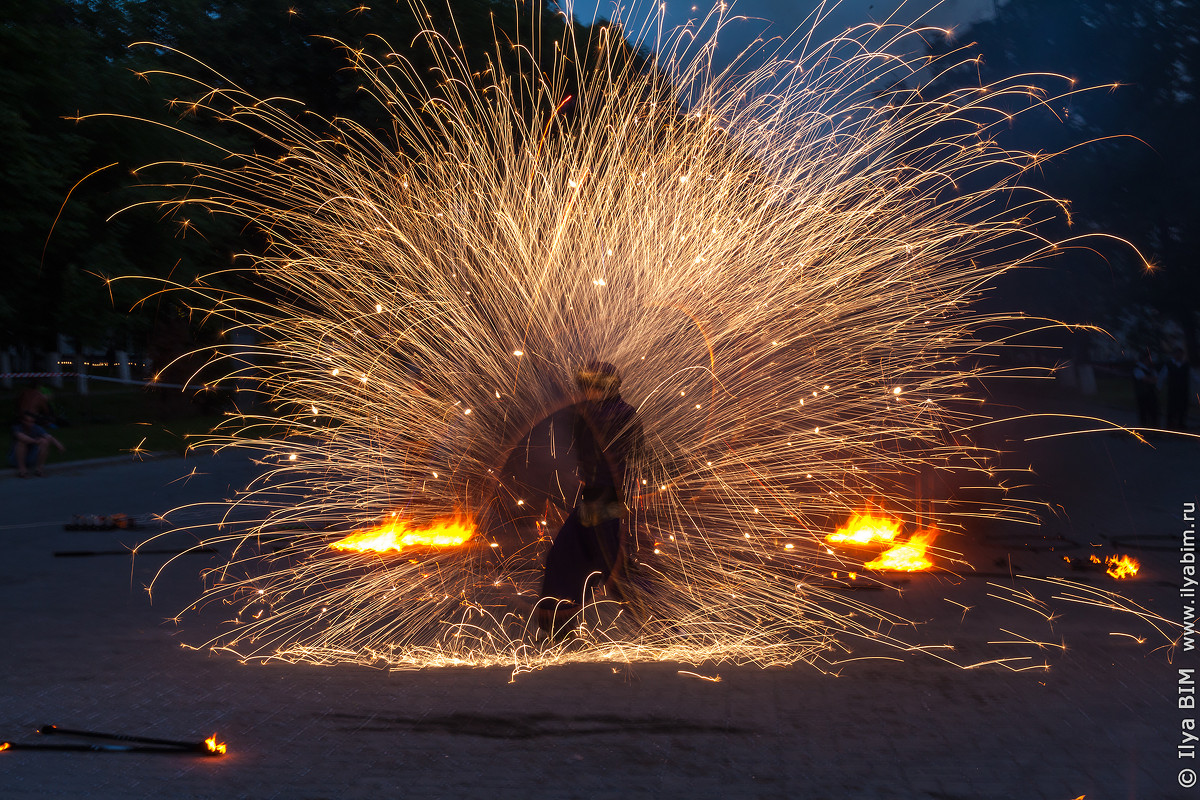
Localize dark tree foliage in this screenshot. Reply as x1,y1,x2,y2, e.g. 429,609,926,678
0,0,641,353
935,0,1200,354
0,0,123,350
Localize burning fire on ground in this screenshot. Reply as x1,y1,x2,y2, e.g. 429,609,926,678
827,512,902,546
864,529,937,572
1083,553,1140,579
204,734,227,756
1105,554,1139,579
826,512,937,572
330,514,476,554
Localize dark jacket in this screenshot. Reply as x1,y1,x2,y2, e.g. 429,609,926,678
573,395,643,499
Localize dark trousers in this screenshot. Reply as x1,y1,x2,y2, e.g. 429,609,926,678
1167,390,1189,430
541,507,621,607
1135,384,1158,427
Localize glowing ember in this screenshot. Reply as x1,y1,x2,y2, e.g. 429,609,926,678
204,733,227,755
330,515,475,554
826,513,902,546
865,530,937,572
1105,554,1139,580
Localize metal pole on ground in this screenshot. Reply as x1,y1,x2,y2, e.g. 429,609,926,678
46,353,63,389
116,350,132,384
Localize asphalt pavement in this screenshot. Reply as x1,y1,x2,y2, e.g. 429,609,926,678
1,394,1197,799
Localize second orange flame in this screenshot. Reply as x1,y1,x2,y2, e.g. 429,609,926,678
825,511,937,572
865,529,937,572
1105,554,1139,579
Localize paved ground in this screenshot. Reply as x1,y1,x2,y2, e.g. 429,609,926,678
1,391,1197,799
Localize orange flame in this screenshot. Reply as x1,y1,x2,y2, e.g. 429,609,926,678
204,733,227,755
865,529,937,572
826,511,937,572
330,514,476,554
1105,554,1139,580
826,512,901,546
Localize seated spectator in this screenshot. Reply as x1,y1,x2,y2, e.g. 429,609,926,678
16,383,53,425
10,412,65,478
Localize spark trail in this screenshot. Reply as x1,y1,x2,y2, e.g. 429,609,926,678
123,1,1141,672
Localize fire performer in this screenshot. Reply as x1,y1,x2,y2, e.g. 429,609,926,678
538,361,644,638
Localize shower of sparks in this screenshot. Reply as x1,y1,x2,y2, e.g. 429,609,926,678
121,1,1154,672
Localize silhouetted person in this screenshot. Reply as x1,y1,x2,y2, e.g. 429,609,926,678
1162,347,1192,430
538,361,644,639
16,383,52,426
1132,352,1160,428
10,411,65,478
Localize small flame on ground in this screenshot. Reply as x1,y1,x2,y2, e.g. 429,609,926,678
826,511,937,572
331,515,476,553
1069,553,1140,579
825,512,901,545
1105,554,1139,580
865,530,937,572
205,733,227,755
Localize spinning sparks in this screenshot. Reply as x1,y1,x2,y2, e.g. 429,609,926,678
123,1,1146,672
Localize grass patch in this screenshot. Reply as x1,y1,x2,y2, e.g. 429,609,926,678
4,384,239,462
52,416,227,462
1091,371,1135,411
